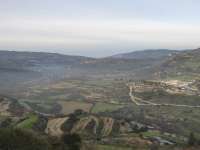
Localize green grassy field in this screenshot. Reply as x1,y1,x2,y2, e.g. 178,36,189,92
58,101,93,114
142,130,161,137
17,114,38,129
95,144,132,150
92,102,124,113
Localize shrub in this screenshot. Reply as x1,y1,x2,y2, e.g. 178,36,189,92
62,133,82,150
0,128,51,150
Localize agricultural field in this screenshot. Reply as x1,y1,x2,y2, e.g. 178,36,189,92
13,78,200,145
91,102,125,113
58,101,93,115
108,103,200,140
94,144,132,150
0,99,11,116
45,117,69,136
17,78,130,116
20,78,130,104
17,114,38,129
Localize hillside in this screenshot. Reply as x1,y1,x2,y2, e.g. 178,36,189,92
1,48,200,149
0,50,93,69
78,57,162,77
0,50,178,95
0,51,94,95
78,50,179,79
156,48,200,80
111,49,179,60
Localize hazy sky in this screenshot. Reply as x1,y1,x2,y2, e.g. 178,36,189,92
0,0,200,57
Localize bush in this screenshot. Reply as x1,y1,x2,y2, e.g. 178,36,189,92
0,128,83,150
188,132,197,146
62,133,82,150
0,128,51,150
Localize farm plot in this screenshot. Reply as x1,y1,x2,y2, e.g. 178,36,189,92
0,100,11,116
92,102,124,113
71,116,98,134
101,117,114,137
45,117,68,136
17,114,38,129
58,101,93,115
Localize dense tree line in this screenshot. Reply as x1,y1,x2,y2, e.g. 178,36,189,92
0,128,82,150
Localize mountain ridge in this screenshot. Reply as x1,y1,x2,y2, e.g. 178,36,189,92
110,49,180,59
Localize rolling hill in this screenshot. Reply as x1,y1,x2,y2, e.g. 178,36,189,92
156,48,200,80
0,49,177,93
0,50,93,70
111,49,179,60
1,49,200,149
0,51,94,94
0,49,199,96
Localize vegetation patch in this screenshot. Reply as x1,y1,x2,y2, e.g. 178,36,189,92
142,130,161,138
0,128,50,150
92,102,124,113
24,101,61,114
135,90,200,105
58,101,93,115
17,114,38,129
95,144,132,150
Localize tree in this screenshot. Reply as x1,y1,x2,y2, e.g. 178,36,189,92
0,128,51,150
62,133,82,150
188,132,196,146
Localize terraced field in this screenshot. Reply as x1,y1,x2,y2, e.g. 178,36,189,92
45,117,69,136
101,117,114,137
71,116,99,134
0,99,11,116
44,114,137,139
52,114,141,139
